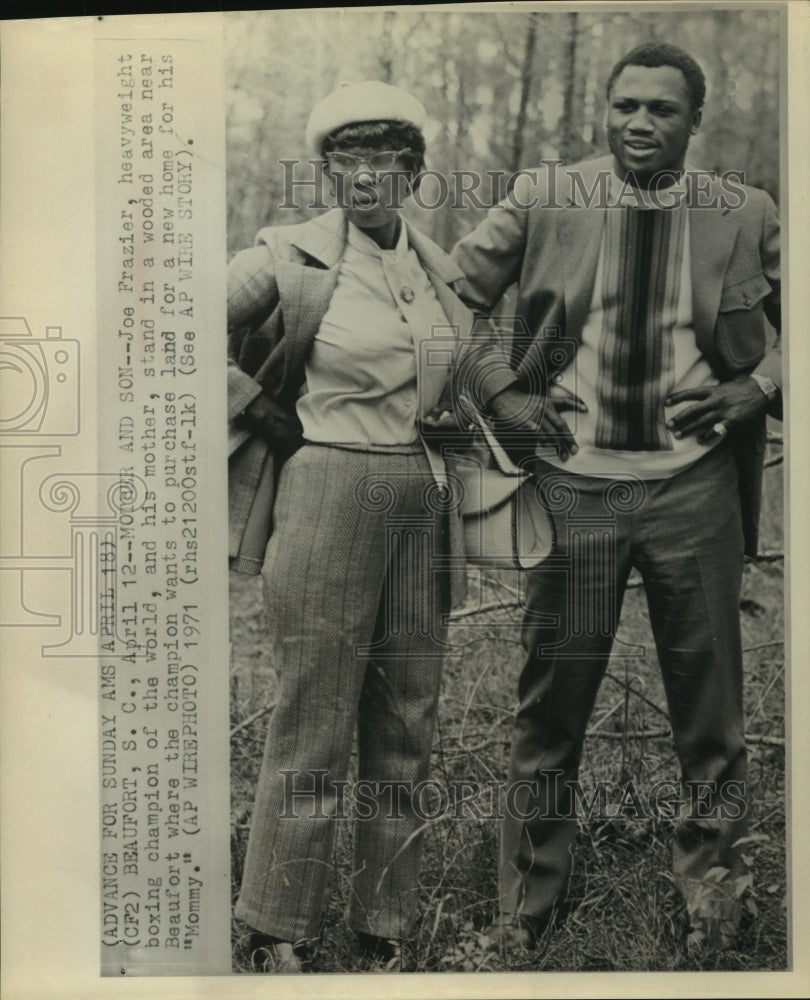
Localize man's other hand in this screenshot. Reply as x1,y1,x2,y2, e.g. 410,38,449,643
666,376,769,444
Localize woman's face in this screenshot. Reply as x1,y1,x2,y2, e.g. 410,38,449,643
325,147,413,233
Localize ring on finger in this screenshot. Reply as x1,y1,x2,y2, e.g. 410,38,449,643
711,421,728,439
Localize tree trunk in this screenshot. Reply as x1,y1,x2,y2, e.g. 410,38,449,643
378,10,396,83
510,12,539,172
560,12,579,162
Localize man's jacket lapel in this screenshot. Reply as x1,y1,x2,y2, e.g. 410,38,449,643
557,209,604,344
558,159,608,344
688,202,736,359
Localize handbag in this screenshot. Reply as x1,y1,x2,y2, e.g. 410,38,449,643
450,411,555,570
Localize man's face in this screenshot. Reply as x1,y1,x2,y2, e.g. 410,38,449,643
606,64,701,186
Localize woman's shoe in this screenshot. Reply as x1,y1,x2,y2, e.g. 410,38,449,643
248,931,313,973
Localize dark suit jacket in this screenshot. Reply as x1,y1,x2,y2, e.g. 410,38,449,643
451,156,781,556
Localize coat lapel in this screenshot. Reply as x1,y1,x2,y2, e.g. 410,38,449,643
558,160,609,342
408,223,472,336
273,211,474,411
407,222,475,414
688,200,737,358
407,223,466,286
275,210,346,388
557,209,604,343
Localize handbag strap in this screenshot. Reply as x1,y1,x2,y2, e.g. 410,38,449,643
467,404,529,480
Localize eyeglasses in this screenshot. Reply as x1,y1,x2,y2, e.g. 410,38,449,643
324,149,413,173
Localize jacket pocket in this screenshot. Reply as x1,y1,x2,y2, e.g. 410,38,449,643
715,272,771,372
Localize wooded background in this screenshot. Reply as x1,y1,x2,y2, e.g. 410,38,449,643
224,5,782,256
226,6,787,972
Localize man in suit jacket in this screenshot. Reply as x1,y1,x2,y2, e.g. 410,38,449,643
452,42,781,950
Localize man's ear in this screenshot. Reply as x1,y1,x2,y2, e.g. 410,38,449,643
690,109,702,135
602,85,612,131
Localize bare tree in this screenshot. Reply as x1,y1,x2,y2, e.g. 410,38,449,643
510,12,540,172
560,11,580,162
379,10,396,83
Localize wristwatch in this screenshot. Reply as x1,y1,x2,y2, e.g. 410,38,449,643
749,372,779,402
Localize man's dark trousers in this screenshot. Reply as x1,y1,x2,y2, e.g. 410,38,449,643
502,443,748,933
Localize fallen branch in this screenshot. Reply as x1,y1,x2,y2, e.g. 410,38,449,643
450,600,522,621
441,694,513,717
583,729,784,748
438,728,785,750
452,570,784,620
231,701,276,737
603,669,669,721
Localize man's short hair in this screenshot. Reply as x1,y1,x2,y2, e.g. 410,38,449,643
606,43,706,111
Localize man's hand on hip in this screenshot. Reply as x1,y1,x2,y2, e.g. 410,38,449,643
666,376,769,444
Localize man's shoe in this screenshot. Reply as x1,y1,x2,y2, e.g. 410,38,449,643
357,932,404,971
484,914,539,951
678,870,742,954
247,931,313,973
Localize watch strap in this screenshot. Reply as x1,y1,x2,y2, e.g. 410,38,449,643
749,372,778,401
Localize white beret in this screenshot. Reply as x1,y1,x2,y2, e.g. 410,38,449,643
305,80,427,155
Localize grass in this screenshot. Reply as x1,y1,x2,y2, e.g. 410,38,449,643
228,450,787,974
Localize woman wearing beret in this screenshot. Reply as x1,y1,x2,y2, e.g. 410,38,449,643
227,81,511,972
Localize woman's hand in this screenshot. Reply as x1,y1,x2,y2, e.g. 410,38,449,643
238,393,303,451
418,408,467,443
